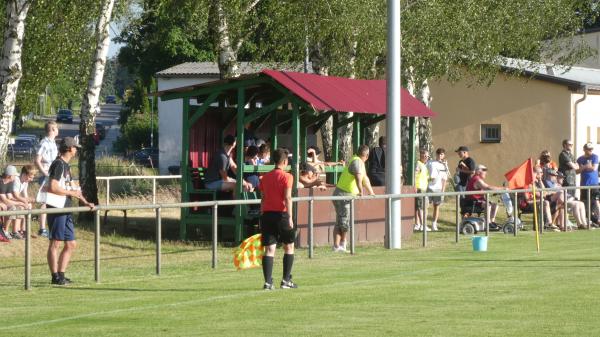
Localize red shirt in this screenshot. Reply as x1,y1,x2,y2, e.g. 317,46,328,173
466,175,484,201
258,168,293,212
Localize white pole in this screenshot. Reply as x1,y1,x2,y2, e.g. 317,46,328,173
386,0,402,249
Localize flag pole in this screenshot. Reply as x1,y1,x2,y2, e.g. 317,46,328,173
531,178,541,253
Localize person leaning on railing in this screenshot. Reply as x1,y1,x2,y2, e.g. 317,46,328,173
331,145,374,253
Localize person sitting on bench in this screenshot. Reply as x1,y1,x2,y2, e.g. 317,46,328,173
204,135,254,192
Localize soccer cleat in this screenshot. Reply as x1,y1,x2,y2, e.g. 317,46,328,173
280,277,298,289
263,282,275,290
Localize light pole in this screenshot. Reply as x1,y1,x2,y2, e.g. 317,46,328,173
149,93,154,148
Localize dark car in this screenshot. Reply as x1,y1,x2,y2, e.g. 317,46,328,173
95,122,106,140
56,109,73,123
105,95,117,104
8,138,37,160
132,147,159,168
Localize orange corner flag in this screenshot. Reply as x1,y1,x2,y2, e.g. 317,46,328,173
504,158,534,190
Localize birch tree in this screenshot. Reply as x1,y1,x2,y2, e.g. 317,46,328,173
0,0,30,161
79,0,116,205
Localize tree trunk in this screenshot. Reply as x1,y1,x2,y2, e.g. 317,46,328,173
311,44,333,160
337,39,358,161
0,0,30,162
79,0,115,208
211,0,240,79
417,79,433,155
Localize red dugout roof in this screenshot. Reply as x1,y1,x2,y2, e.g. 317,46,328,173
262,70,436,117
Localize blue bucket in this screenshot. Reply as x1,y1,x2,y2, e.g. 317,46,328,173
472,236,488,252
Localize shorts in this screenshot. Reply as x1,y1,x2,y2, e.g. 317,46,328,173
415,188,427,210
48,214,76,241
260,212,296,245
8,205,25,220
332,188,354,232
427,188,443,205
204,180,224,190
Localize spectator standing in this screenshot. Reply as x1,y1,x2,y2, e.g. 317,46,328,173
35,121,59,237
558,139,578,196
576,142,599,225
426,148,448,231
258,148,297,290
46,137,94,285
367,136,386,186
414,149,429,231
332,145,374,252
455,146,476,192
204,135,253,192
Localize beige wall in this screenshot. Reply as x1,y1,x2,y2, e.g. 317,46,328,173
429,74,572,184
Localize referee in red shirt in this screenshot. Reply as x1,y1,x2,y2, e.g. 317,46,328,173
258,148,297,290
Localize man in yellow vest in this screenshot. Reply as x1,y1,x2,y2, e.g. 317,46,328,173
414,149,429,231
332,145,375,252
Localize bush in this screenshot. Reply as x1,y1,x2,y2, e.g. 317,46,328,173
113,113,158,153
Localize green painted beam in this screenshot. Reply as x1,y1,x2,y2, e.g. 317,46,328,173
180,98,191,241
270,110,278,151
235,87,246,242
291,103,300,226
406,117,417,185
352,115,361,154
243,96,289,124
160,75,266,101
188,91,220,126
361,115,386,128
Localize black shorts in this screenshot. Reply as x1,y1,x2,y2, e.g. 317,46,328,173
260,212,296,246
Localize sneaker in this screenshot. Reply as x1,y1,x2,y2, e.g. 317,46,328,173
263,282,274,290
1,228,11,240
413,224,421,231
431,222,439,231
51,278,68,285
423,226,431,232
38,229,48,238
336,246,347,253
11,232,23,240
280,277,298,289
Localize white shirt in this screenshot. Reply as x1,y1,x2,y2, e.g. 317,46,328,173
37,137,58,172
426,160,448,191
12,176,28,198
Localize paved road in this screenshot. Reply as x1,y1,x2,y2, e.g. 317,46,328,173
51,104,121,157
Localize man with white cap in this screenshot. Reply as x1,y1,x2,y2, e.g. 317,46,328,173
576,142,599,226
466,164,503,228
0,165,28,240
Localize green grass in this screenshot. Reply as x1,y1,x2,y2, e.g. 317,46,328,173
2,228,600,336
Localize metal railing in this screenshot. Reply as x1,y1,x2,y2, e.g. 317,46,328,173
96,175,182,205
4,184,598,290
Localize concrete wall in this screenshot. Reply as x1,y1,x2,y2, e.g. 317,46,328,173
429,74,573,184
157,77,215,174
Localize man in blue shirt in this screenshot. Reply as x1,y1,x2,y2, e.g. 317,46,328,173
576,142,599,225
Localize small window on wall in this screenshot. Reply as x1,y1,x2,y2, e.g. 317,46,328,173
480,124,501,143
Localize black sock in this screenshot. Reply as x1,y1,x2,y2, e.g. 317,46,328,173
58,272,65,280
283,254,294,281
51,272,59,280
262,256,273,284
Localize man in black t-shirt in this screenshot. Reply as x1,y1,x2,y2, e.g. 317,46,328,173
367,136,386,186
558,139,578,195
204,134,253,192
455,146,476,192
46,137,94,285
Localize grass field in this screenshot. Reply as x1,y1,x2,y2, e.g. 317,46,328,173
2,227,600,337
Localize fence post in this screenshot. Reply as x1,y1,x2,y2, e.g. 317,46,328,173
539,191,544,234
587,188,592,229
422,196,427,247
513,192,518,236
95,209,101,283
386,197,393,249
563,189,568,231
308,199,314,259
485,193,490,236
106,179,110,206
212,203,218,269
156,207,161,275
350,198,355,255
25,214,31,290
455,194,459,242
152,178,157,205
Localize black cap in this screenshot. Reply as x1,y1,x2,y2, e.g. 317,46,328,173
455,146,469,152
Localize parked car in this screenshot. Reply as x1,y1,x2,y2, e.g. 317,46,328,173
95,122,106,140
56,109,73,123
8,138,37,160
105,95,117,104
132,147,159,168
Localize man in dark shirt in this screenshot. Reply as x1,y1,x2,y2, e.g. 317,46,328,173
258,148,297,290
455,146,476,192
558,139,578,195
367,136,386,186
46,137,94,285
204,134,253,192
